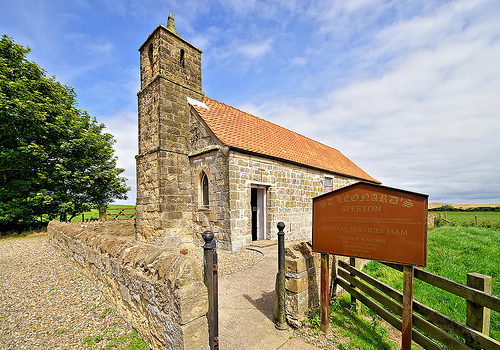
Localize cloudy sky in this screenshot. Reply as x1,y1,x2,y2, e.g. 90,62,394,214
1,0,499,204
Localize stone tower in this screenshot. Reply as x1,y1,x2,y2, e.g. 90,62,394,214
136,14,204,245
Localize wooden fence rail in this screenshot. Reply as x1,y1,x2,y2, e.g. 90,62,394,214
106,208,136,220
336,259,500,350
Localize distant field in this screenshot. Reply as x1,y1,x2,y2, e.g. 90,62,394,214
429,210,500,226
68,205,135,222
365,226,500,340
429,203,500,209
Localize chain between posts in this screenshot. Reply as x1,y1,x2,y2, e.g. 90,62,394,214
275,222,288,330
203,231,219,350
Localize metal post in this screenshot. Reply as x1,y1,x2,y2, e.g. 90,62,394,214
275,222,288,330
203,231,219,349
213,239,219,349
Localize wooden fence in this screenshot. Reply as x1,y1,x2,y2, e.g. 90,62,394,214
334,259,500,349
105,207,136,220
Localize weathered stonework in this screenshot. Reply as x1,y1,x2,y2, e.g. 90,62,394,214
284,241,322,327
427,213,437,229
228,152,357,250
284,240,368,328
48,221,209,350
134,18,368,251
136,22,204,246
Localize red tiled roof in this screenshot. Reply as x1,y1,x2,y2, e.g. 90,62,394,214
191,96,379,183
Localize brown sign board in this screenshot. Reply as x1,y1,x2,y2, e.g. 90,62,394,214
312,182,428,266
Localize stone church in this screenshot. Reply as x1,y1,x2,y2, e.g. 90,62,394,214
135,15,379,251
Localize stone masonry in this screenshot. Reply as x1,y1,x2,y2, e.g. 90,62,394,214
227,152,356,250
135,15,204,246
135,16,373,251
48,221,209,350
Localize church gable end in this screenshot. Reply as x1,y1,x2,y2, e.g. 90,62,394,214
135,16,377,251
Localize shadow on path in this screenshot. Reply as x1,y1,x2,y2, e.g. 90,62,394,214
243,290,276,322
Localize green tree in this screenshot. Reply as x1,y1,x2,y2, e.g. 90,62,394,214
0,34,129,231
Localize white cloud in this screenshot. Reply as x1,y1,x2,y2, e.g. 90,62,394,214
101,110,138,204
244,0,500,203
237,39,273,59
290,57,307,66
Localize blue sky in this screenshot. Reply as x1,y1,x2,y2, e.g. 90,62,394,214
2,0,500,204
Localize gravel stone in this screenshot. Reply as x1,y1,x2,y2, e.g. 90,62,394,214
189,246,264,276
0,234,264,349
0,235,140,349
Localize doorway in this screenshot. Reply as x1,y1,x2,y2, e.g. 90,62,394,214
251,187,266,241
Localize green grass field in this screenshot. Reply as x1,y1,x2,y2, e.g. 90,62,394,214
429,210,500,227
66,204,136,222
364,226,500,340
298,294,398,349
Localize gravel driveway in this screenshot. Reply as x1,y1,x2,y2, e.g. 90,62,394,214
0,235,145,349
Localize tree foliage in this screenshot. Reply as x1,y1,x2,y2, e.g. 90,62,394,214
0,34,129,231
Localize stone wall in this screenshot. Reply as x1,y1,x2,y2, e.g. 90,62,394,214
284,241,322,327
428,213,436,229
48,221,209,350
136,22,205,246
284,240,367,327
188,112,231,249
228,151,357,251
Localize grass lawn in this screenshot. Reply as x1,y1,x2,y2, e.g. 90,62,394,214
429,210,500,227
66,204,136,222
297,294,398,349
364,226,500,340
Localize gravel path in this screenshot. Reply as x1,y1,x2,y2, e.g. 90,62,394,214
190,246,264,276
0,235,143,350
0,234,264,349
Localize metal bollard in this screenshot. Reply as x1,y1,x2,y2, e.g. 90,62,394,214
275,222,288,330
203,231,219,349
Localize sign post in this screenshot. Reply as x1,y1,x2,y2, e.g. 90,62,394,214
402,265,414,350
320,253,330,333
312,182,427,348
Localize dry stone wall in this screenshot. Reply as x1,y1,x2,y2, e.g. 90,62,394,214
48,221,209,350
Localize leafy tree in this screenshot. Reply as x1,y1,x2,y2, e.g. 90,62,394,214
0,34,129,231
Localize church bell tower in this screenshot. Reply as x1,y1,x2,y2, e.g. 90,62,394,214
135,14,204,245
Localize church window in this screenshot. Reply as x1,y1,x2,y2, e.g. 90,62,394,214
201,171,209,207
148,44,154,71
180,49,185,67
324,177,333,193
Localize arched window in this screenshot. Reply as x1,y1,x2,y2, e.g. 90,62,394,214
201,171,209,207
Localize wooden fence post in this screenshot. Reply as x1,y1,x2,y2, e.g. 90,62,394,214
329,255,337,300
320,253,330,333
98,206,107,221
466,273,492,342
402,265,414,350
349,258,361,313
